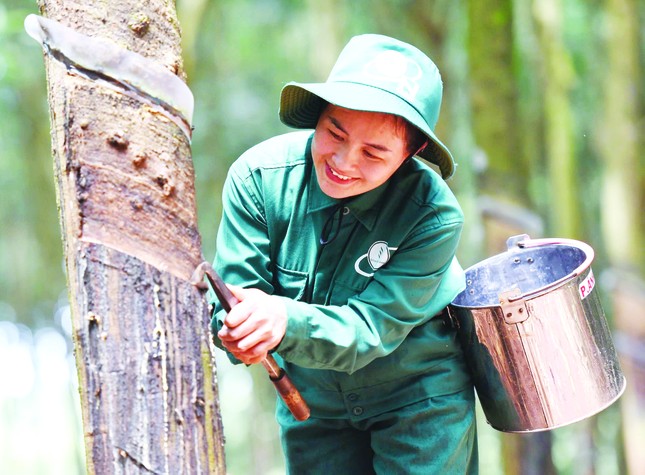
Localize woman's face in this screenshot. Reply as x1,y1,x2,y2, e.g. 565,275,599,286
312,105,409,199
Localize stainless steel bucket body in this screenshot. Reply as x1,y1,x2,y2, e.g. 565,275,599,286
449,235,626,433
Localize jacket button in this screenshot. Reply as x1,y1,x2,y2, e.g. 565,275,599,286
352,406,363,416
347,393,358,401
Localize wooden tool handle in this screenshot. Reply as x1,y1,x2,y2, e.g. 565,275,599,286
262,356,311,421
203,264,310,421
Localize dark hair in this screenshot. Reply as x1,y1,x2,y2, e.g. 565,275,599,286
393,116,428,158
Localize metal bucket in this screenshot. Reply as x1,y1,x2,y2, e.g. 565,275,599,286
448,234,626,433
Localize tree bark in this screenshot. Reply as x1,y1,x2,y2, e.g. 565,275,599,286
35,0,226,473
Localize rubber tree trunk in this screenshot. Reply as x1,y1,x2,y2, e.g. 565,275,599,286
32,0,226,473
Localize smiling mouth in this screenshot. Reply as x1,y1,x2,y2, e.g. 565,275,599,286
326,163,355,183
331,168,352,180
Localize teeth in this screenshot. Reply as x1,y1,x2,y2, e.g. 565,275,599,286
331,168,352,180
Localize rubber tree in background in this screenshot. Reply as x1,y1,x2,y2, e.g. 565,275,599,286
26,0,225,473
598,0,642,270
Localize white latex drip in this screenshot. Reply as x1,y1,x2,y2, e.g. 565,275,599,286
24,14,194,128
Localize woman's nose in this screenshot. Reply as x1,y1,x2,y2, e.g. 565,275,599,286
332,146,360,170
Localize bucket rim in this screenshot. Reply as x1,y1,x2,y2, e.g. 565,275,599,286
451,235,595,308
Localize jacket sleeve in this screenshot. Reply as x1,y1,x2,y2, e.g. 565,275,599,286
276,218,465,374
209,159,279,359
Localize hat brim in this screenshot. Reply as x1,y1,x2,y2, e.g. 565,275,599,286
279,81,455,179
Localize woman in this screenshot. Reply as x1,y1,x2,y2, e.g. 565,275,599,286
211,34,477,474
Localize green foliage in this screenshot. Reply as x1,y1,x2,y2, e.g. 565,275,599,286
0,2,65,328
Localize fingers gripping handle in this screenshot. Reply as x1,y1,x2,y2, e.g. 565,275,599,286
193,262,310,421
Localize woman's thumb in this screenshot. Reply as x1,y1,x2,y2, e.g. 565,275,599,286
226,284,247,301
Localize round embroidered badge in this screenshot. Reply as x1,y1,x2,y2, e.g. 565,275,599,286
367,241,391,270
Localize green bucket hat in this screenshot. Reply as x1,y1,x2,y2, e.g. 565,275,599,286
279,34,455,179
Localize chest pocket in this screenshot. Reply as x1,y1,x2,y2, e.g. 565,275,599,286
273,264,309,301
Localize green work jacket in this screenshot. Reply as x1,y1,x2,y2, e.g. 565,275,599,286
212,131,471,421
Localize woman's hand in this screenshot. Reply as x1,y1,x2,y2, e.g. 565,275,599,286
217,286,288,365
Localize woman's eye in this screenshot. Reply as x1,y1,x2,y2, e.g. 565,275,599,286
329,129,343,141
364,150,383,161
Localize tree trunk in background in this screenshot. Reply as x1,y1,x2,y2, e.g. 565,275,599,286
37,0,226,473
469,1,555,474
534,0,580,238
442,0,485,268
598,0,642,270
599,1,642,473
305,0,345,78
12,77,62,327
511,0,544,221
468,0,524,202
